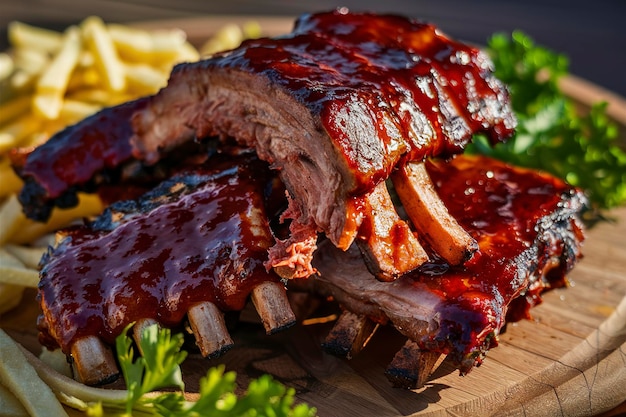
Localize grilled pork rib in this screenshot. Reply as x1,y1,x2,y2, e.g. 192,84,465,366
14,10,516,280
309,155,586,378
37,154,296,383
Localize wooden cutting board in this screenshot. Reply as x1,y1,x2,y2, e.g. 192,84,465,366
1,16,625,417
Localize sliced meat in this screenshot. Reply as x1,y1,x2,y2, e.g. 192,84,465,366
308,154,586,374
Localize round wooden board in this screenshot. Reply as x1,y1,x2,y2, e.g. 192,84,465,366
1,16,625,417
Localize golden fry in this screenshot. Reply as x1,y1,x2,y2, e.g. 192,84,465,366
3,244,46,269
0,383,28,417
33,26,82,120
58,99,101,124
0,195,27,245
10,193,103,245
0,329,69,417
124,62,169,95
0,114,41,153
8,21,62,53
0,159,23,199
18,343,128,406
108,23,188,64
0,249,39,288
200,23,245,56
0,53,14,82
0,95,31,127
81,16,125,92
0,283,25,315
12,48,48,76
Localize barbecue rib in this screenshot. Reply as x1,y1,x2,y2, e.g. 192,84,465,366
13,9,516,280
306,154,586,384
37,154,295,384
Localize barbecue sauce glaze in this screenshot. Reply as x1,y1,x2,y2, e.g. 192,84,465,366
214,9,516,192
15,9,515,222
37,157,282,352
415,155,584,367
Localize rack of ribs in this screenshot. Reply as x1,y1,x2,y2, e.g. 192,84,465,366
36,153,296,385
304,154,586,388
13,9,516,281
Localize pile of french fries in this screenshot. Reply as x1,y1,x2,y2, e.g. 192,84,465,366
0,17,257,416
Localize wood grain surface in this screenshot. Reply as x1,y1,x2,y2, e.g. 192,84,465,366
1,16,625,417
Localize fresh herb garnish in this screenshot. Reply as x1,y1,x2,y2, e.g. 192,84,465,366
86,324,317,417
467,31,626,211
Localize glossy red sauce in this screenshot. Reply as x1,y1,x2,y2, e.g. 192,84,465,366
207,10,515,191
38,157,282,352
411,154,584,367
17,98,147,199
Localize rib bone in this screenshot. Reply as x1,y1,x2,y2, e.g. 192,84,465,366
356,181,428,281
385,340,444,389
391,161,477,265
70,336,119,386
187,302,234,358
322,310,378,359
250,281,297,334
132,318,159,356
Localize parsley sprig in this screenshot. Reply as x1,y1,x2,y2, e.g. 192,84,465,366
86,324,317,417
468,31,626,211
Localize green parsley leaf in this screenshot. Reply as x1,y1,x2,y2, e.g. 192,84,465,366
467,31,626,211
91,323,317,417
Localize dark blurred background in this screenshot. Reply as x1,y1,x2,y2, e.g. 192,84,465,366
1,0,625,97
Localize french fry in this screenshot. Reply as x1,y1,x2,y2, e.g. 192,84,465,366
0,95,31,126
8,21,62,54
0,249,39,288
58,99,101,124
0,159,23,199
7,69,37,94
200,23,245,56
0,195,28,245
0,383,28,417
33,26,82,120
17,343,128,406
108,23,188,64
0,329,69,417
38,349,72,379
3,244,46,270
0,114,41,153
124,62,169,95
81,16,125,92
13,48,48,76
0,53,14,82
10,193,104,245
65,66,101,93
0,283,25,315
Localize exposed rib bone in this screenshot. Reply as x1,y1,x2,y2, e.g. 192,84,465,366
385,340,444,389
132,318,159,356
392,161,477,265
251,281,297,334
187,302,233,358
70,336,119,386
356,181,429,281
322,310,378,359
